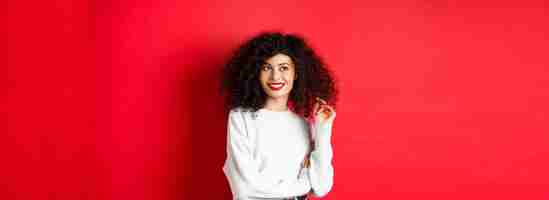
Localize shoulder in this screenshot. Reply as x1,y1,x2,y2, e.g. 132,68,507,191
228,106,258,124
228,107,243,122
229,106,253,117
227,107,258,137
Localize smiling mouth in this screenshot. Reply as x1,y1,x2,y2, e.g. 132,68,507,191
268,83,285,91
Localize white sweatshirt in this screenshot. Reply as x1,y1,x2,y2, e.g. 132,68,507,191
222,107,334,200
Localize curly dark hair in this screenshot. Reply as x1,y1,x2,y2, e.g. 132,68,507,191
219,31,338,119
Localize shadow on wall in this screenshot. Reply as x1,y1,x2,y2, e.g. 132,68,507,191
166,36,235,199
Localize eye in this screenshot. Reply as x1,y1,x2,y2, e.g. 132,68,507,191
280,66,289,71
261,64,272,71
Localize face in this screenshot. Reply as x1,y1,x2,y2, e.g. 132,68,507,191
259,53,297,101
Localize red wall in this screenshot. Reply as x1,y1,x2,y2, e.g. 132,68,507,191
6,0,100,199
6,0,549,199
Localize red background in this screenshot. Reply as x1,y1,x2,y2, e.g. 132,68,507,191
6,0,549,199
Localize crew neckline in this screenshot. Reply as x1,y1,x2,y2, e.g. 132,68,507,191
259,107,291,114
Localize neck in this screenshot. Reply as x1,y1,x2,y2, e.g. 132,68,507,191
263,96,289,111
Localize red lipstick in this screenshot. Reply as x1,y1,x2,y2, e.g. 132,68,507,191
268,83,284,91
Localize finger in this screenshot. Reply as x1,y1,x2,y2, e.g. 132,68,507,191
318,104,328,113
320,105,336,118
324,104,335,113
316,97,327,105
313,100,320,114
324,105,336,119
318,105,331,117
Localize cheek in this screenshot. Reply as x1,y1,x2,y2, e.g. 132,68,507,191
288,71,296,83
286,74,296,89
258,73,268,85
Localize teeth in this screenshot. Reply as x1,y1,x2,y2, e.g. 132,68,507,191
269,83,284,88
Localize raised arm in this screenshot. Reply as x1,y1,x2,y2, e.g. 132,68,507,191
223,110,311,199
307,98,336,197
308,122,334,197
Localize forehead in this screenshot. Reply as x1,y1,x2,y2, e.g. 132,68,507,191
265,53,293,65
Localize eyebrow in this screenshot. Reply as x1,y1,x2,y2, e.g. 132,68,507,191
263,62,291,66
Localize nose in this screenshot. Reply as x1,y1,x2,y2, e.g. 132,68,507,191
270,68,281,81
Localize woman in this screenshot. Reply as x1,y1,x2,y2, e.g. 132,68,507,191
220,32,338,200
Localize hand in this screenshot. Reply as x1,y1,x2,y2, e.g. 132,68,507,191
313,97,336,127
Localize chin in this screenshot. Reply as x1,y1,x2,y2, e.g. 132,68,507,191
266,92,290,99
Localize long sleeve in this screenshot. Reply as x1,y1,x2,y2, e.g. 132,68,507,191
308,122,334,197
223,110,311,199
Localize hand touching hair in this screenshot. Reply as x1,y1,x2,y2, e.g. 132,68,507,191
219,31,338,119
